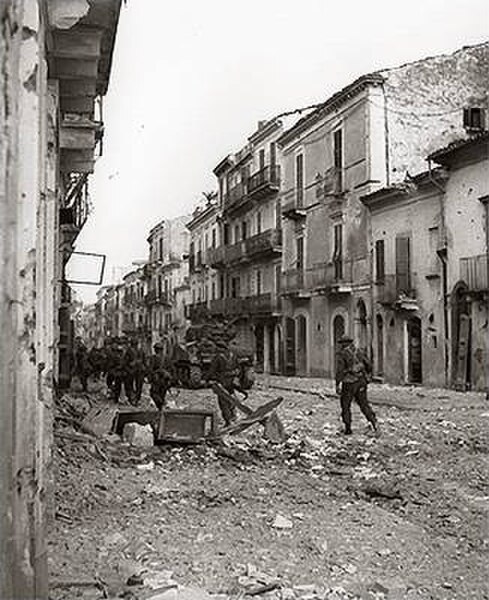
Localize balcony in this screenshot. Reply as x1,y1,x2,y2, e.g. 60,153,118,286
247,165,280,200
460,254,488,292
207,246,226,267
305,260,353,293
145,290,173,307
375,274,418,310
245,228,282,259
209,297,244,316
224,182,247,213
282,269,307,295
243,293,282,314
282,189,306,220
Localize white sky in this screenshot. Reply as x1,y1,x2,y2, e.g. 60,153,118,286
75,0,489,302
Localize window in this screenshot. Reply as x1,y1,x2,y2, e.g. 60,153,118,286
275,200,281,229
234,224,240,243
259,149,265,170
211,228,216,248
333,129,343,191
270,142,276,168
275,264,281,294
375,239,385,284
463,107,485,131
256,211,262,235
295,153,304,207
256,270,262,295
296,236,304,271
223,223,229,245
231,276,240,298
241,220,247,240
211,281,216,300
395,236,411,294
333,223,343,280
204,232,209,249
159,238,163,261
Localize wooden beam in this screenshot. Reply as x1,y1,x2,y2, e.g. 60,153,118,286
60,149,95,174
59,79,97,98
52,58,98,80
52,28,103,59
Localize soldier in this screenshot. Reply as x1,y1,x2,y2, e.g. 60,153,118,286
109,340,132,403
73,337,89,392
127,338,147,405
147,342,173,410
209,340,239,426
335,336,379,435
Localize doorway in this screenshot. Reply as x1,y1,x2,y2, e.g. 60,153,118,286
254,324,264,372
284,317,296,375
296,315,308,375
355,299,368,350
332,314,345,376
452,283,471,390
376,314,384,377
407,316,422,383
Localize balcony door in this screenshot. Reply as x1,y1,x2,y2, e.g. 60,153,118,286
285,317,296,375
407,316,422,384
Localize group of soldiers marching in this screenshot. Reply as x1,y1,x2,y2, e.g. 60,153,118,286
71,336,241,423
72,336,172,408
73,333,380,436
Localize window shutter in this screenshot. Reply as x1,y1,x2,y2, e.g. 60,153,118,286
375,240,385,283
396,236,411,293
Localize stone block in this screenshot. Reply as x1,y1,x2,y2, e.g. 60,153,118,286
122,423,154,447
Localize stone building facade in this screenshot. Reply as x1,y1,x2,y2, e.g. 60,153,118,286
208,119,286,372
145,215,191,347
278,42,488,378
0,1,121,597
186,197,220,321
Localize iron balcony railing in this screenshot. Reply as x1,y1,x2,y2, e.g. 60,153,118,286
225,181,247,210
243,293,282,314
305,260,354,290
244,228,282,257
460,254,488,291
282,269,305,294
375,273,417,305
247,165,281,196
145,290,173,306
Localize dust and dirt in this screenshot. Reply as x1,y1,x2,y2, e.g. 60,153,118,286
49,377,488,600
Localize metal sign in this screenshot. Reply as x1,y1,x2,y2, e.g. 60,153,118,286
64,251,106,285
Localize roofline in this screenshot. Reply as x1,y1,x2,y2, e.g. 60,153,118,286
361,168,446,209
428,131,489,166
213,155,233,176
278,73,385,147
187,202,219,230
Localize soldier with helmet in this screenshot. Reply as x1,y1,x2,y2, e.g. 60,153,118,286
147,342,173,409
335,335,379,435
208,339,239,426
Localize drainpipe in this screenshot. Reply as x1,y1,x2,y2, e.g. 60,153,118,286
382,85,390,187
428,159,449,386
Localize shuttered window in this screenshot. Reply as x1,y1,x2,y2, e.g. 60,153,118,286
333,224,343,280
396,236,411,293
375,239,385,283
296,153,304,207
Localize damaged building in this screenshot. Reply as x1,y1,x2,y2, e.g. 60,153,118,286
0,0,121,597
278,42,488,380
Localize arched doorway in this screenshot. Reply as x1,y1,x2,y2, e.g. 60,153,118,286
333,314,345,376
355,299,368,350
451,283,471,390
284,317,296,375
407,316,422,383
296,315,308,375
376,314,384,377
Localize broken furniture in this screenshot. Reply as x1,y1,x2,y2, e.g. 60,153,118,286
157,409,216,443
211,383,286,441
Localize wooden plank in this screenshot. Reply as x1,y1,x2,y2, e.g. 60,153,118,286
60,126,95,150
218,397,284,436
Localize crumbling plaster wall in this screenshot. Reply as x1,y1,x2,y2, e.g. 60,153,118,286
383,42,489,182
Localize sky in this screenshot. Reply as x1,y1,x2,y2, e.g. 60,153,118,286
74,0,489,302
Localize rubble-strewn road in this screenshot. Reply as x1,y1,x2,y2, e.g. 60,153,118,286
49,377,489,600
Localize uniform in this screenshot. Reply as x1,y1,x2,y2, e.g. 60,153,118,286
209,345,239,425
128,344,147,404
335,337,378,434
147,344,172,410
73,338,89,392
110,343,133,403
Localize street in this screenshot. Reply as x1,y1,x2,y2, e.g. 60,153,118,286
49,377,488,600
